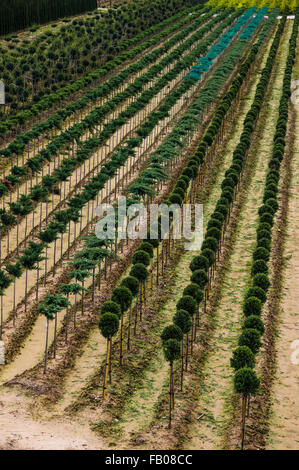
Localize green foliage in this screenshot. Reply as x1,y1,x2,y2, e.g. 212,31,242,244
238,328,262,354
161,324,183,343
173,309,192,334
163,338,181,363
231,346,255,371
98,313,119,339
111,286,133,313
234,367,260,397
101,301,121,319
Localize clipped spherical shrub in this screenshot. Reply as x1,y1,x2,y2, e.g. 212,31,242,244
238,328,262,354
234,367,260,396
201,248,215,267
138,242,154,258
130,263,149,282
163,338,181,363
260,212,274,227
257,237,271,250
245,286,267,304
211,211,225,223
253,247,270,262
169,193,183,205
243,315,265,335
101,301,121,318
252,273,270,292
161,324,183,343
183,283,204,304
111,286,133,312
243,296,262,317
190,269,209,289
207,218,222,231
251,259,268,276
176,295,197,316
120,276,139,297
173,309,192,334
98,313,119,338
258,204,275,217
132,250,150,267
265,197,278,212
201,237,218,253
206,227,221,241
190,255,209,272
230,346,255,371
221,188,234,204
172,187,185,200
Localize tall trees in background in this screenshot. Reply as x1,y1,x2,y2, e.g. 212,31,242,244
0,0,97,36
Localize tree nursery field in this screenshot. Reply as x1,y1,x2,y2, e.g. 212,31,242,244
0,0,298,452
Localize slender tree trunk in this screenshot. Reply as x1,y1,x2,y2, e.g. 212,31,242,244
103,338,110,400
43,317,49,374
241,395,247,450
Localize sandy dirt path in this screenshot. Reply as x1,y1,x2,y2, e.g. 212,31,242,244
0,387,106,450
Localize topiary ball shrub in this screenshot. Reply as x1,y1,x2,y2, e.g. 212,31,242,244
176,295,197,316
201,248,215,267
201,237,218,253
251,259,269,276
161,324,183,343
120,276,139,297
234,367,260,396
238,328,262,354
111,286,133,313
252,273,270,292
98,312,119,338
138,242,154,258
190,269,209,289
130,263,149,282
173,309,192,334
243,315,265,335
253,247,270,262
183,283,204,304
189,255,209,272
243,296,262,317
132,250,150,267
163,338,181,363
230,346,255,371
245,286,267,304
101,301,121,318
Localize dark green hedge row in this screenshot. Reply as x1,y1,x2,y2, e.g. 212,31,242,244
0,0,97,36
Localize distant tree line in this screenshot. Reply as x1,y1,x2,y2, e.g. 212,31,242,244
0,0,98,36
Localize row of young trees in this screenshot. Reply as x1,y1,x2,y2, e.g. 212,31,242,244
0,4,215,206
0,0,97,35
159,7,281,436
230,12,298,450
186,6,262,80
0,0,201,121
0,3,211,150
0,8,239,343
32,10,244,374
0,2,206,137
0,9,235,275
94,8,279,410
